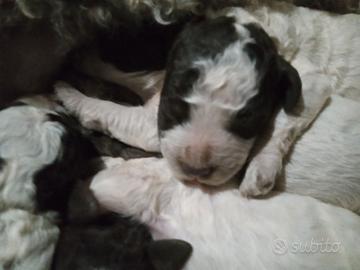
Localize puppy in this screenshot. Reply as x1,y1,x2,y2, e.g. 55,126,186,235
56,16,298,192
90,155,360,270
56,2,360,199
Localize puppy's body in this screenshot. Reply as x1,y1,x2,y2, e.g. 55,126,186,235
281,95,360,214
91,156,360,270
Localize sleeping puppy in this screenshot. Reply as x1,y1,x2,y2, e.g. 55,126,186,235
55,15,301,196
56,2,360,199
156,17,301,190
0,100,191,270
89,155,360,270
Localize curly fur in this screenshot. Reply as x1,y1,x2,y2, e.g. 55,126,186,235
1,0,358,106
2,0,358,42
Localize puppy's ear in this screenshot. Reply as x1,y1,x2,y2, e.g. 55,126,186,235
277,57,302,114
148,239,193,270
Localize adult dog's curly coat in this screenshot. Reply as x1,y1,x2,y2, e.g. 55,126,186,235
0,0,358,105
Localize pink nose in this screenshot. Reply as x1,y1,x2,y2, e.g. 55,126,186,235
179,162,215,178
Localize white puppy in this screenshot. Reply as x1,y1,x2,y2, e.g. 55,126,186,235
90,155,360,270
88,94,360,267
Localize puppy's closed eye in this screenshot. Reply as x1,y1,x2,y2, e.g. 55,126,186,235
228,100,272,139
167,97,190,122
228,110,259,139
244,43,265,69
158,97,190,133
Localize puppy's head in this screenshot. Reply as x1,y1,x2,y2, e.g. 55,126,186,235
158,16,301,186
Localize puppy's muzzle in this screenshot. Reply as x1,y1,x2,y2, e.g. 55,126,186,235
179,161,215,179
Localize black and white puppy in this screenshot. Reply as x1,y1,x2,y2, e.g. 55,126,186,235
56,15,301,195
157,17,301,187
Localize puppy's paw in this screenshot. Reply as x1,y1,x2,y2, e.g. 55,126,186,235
54,81,84,111
239,154,282,198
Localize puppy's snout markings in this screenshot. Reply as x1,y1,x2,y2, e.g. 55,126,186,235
179,161,215,178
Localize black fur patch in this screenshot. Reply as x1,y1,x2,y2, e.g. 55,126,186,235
158,16,238,133
52,213,155,270
53,213,192,270
97,14,193,72
33,113,103,219
88,131,161,159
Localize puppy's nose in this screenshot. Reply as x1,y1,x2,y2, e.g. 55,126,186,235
179,162,215,178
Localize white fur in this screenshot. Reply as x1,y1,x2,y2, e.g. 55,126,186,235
0,106,64,210
160,114,255,185
0,210,58,270
55,82,160,152
0,105,63,269
187,37,257,111
90,156,360,270
282,95,360,214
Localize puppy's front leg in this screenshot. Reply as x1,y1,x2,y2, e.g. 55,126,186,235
90,157,172,224
240,73,332,197
240,112,300,197
55,82,160,152
79,53,165,101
